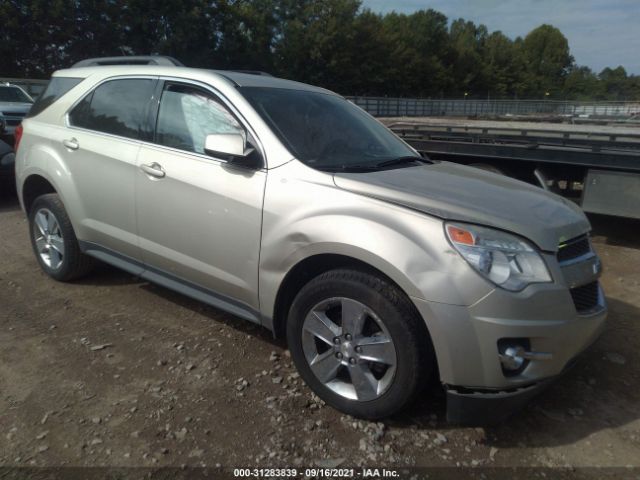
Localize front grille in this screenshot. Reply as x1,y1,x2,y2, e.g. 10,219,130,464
557,234,591,263
570,281,600,313
5,119,20,126
1,111,26,117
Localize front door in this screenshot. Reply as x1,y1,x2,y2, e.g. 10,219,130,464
135,81,266,315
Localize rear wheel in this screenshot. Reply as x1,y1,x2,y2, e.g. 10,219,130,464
29,194,95,281
287,269,434,419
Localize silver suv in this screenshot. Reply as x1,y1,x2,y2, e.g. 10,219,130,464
15,58,607,423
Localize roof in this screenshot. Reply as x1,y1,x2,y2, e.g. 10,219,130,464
53,65,335,94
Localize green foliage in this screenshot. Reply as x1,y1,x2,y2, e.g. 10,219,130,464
0,0,636,100
563,66,602,100
521,24,573,96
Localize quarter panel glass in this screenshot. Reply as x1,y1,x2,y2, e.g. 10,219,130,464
26,78,81,118
69,79,154,140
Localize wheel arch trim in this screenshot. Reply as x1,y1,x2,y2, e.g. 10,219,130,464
265,246,425,339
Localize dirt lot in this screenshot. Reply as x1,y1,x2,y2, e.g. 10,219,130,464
1,188,639,474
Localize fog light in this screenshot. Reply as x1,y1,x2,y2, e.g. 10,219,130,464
498,338,553,376
497,338,530,376
500,346,526,371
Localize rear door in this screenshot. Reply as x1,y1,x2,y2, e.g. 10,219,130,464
134,80,266,314
65,77,156,261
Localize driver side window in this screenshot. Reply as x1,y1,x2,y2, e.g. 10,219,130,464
155,83,244,155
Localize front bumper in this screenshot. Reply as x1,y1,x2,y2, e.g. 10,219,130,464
446,380,550,425
411,277,607,423
445,350,587,425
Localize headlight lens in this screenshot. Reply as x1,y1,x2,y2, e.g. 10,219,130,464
445,222,551,291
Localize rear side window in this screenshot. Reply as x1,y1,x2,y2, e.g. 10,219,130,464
26,77,82,118
69,79,154,140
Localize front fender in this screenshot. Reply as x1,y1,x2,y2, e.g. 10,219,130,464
258,161,492,322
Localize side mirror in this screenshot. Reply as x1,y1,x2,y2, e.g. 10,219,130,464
204,133,245,158
204,133,261,169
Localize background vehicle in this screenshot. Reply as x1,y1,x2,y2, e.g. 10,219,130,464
0,82,33,141
0,138,15,191
14,57,607,423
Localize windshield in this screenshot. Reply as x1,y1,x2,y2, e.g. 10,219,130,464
239,87,418,170
0,86,33,103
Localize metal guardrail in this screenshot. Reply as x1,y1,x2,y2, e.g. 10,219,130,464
390,121,640,172
390,122,640,152
0,78,48,99
346,96,640,118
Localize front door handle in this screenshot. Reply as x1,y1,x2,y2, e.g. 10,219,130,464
140,162,166,178
62,138,79,150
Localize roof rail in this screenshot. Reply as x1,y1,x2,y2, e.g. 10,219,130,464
71,56,184,68
230,70,273,77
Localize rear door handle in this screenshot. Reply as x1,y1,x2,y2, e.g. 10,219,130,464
140,162,166,178
63,138,79,150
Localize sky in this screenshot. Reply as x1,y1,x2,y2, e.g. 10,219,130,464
361,0,640,75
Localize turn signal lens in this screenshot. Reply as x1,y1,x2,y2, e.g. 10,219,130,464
446,225,475,245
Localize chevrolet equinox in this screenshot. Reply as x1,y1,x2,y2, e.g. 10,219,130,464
14,57,607,423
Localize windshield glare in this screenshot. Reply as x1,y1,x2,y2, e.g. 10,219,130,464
240,87,417,169
0,86,33,103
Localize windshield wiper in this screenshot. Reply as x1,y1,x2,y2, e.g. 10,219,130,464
375,156,432,169
313,156,431,173
314,164,379,173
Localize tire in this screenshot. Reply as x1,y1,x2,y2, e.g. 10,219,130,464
287,269,434,419
28,194,95,281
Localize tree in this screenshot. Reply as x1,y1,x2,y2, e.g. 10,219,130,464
448,19,488,96
0,0,79,77
215,0,279,72
272,0,363,91
346,9,394,95
381,9,450,97
564,66,601,100
599,66,631,100
0,2,636,100
481,31,527,98
521,24,573,97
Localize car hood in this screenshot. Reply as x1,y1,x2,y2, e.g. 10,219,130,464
332,161,589,252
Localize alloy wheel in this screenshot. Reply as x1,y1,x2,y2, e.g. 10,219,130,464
301,297,397,401
33,208,65,270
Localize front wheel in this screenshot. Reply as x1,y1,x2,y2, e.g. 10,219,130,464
287,269,434,419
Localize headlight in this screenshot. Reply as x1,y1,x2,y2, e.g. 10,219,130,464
445,222,551,291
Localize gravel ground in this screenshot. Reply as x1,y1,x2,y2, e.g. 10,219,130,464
1,189,639,474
